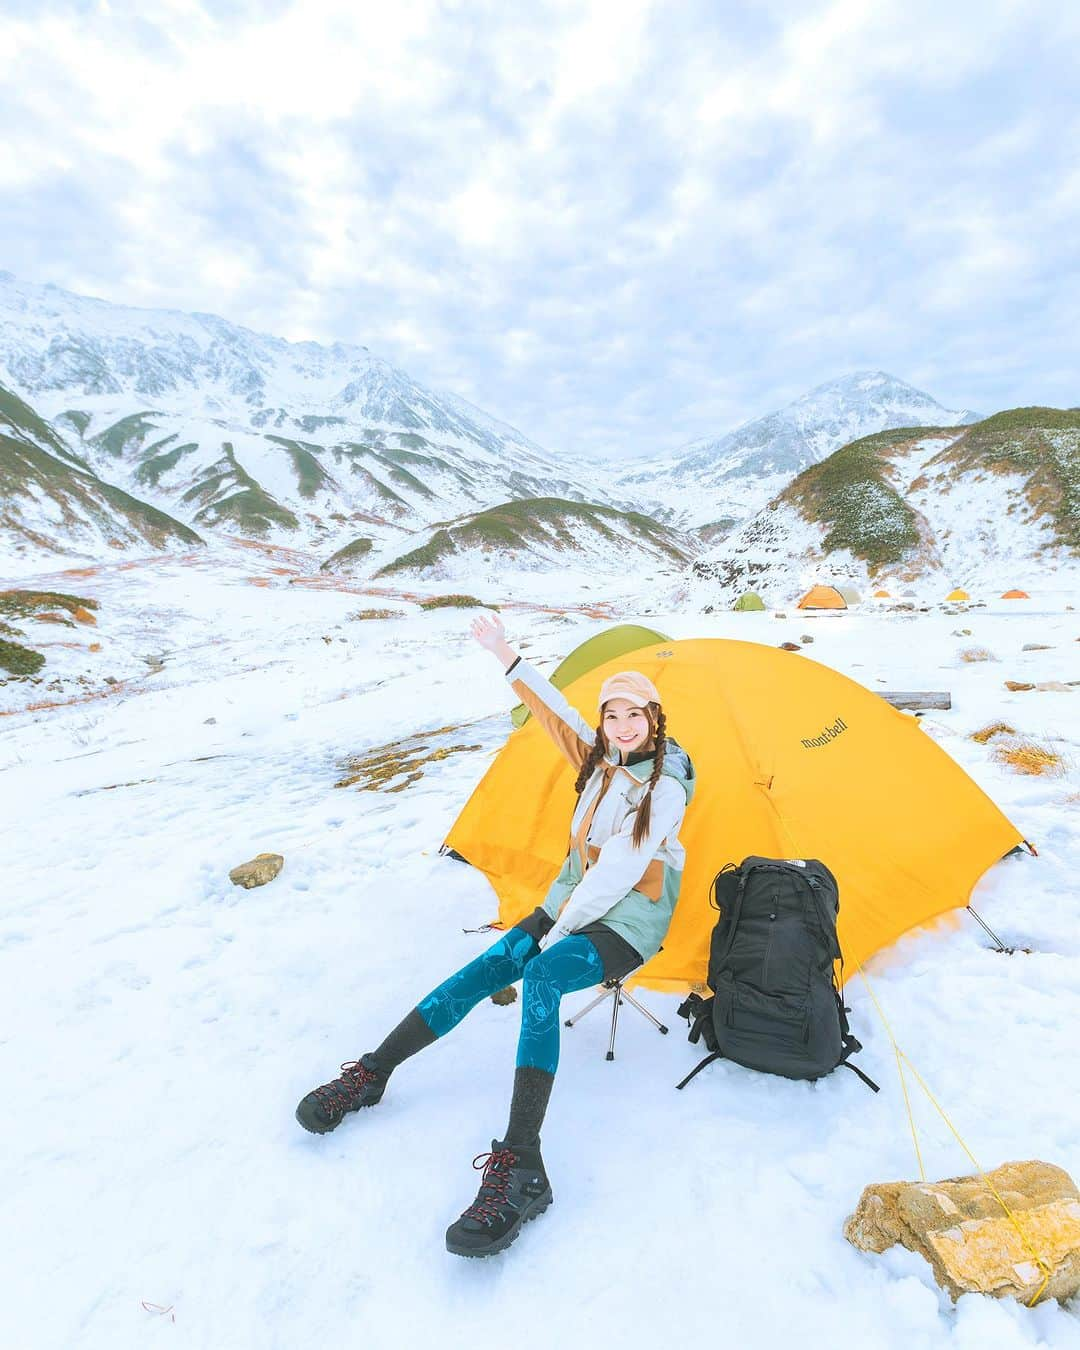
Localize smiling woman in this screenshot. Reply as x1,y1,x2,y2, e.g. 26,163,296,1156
294,608,696,1258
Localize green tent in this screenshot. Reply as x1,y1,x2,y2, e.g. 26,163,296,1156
510,624,671,728
838,585,862,605
733,591,766,611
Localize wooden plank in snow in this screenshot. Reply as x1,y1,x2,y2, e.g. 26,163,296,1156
879,691,952,711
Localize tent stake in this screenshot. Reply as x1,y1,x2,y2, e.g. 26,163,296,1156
967,905,1009,953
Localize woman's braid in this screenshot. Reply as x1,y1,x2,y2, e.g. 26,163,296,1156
631,706,666,848
574,722,608,795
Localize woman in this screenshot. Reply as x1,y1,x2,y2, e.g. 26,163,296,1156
295,613,695,1257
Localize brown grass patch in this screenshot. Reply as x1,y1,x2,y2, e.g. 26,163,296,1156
347,608,404,621
971,721,1016,743
960,646,996,662
335,726,481,793
992,741,1064,775
418,594,495,611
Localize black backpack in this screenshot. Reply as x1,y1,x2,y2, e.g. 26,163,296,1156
676,856,878,1091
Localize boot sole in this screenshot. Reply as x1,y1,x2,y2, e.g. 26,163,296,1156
445,1189,553,1258
294,1099,379,1135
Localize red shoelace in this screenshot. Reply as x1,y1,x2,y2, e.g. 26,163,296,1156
463,1148,518,1223
311,1060,377,1117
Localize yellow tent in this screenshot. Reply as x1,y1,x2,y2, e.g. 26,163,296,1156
797,585,847,610
945,588,970,601
873,589,891,599
446,638,1023,992
1002,589,1030,599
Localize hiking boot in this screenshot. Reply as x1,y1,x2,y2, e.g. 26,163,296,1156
295,1053,389,1134
445,1138,552,1258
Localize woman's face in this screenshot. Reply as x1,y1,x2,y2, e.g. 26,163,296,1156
602,698,652,759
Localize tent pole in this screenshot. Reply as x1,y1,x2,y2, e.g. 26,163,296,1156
966,905,1009,953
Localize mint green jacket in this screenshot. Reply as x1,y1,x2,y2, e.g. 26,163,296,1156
505,657,696,961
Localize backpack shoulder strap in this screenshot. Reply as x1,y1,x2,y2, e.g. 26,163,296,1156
712,864,753,967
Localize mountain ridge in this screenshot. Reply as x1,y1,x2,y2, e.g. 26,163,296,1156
687,408,1080,605
621,370,978,531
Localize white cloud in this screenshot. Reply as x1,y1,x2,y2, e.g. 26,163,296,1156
0,0,1077,454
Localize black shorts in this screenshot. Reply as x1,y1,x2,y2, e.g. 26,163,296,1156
513,906,644,983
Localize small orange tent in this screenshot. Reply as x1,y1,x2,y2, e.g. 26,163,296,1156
873,589,891,599
946,588,970,601
1001,589,1030,599
446,639,1023,991
797,585,846,610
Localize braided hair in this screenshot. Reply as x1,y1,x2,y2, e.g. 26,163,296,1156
573,722,608,796
574,702,668,850
632,706,666,848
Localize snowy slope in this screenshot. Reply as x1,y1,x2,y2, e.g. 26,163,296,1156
622,372,977,531
356,496,694,585
0,273,614,562
0,382,202,572
0,547,1078,1348
687,418,1080,608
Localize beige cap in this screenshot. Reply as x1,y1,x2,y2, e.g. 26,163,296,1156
597,670,661,711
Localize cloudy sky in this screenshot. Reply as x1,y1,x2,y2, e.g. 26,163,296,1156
1,0,1078,457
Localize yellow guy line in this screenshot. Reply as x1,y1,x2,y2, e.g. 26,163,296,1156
853,956,925,1182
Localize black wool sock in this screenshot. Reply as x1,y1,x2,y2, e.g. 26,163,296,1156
503,1066,555,1148
371,1008,437,1073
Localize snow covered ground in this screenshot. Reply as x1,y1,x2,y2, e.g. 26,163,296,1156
1,546,1078,1349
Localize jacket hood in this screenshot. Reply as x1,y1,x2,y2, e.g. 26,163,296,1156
611,736,696,803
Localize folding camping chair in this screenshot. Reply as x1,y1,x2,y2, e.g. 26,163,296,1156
564,977,669,1061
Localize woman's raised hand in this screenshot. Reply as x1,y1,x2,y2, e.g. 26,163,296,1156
470,612,506,651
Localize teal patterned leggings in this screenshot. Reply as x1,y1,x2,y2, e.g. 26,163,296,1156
417,928,604,1074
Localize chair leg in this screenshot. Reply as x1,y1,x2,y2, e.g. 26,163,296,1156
564,985,614,1028
621,988,669,1034
606,988,621,1061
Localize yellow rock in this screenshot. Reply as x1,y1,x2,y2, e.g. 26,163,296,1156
845,1161,1080,1304
72,606,97,625
228,853,285,889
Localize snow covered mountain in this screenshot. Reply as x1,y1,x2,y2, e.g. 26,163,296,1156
686,410,1080,606
0,382,201,569
621,371,978,532
0,272,620,568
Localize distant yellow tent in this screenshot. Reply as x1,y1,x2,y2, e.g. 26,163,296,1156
946,588,970,602
510,624,669,728
446,639,1023,991
797,585,847,610
873,589,891,599
733,591,766,611
1001,589,1030,599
